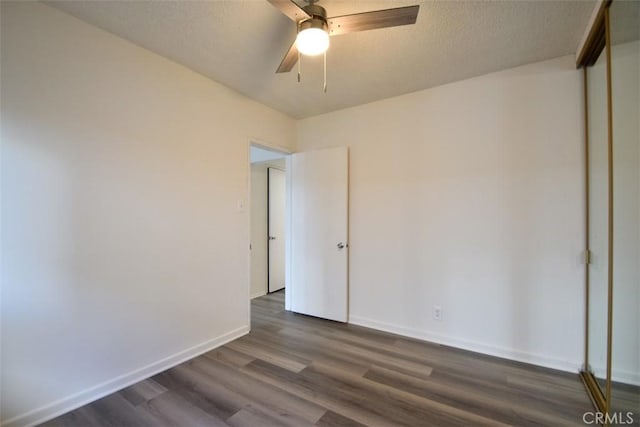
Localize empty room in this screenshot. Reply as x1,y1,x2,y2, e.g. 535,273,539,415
1,0,639,426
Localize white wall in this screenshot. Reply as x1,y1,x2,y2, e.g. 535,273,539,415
0,2,295,426
297,55,586,372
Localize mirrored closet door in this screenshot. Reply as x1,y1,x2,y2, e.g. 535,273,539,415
609,0,639,419
586,28,609,398
579,0,640,422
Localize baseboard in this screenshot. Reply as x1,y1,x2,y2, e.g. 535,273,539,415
613,369,640,387
348,315,581,374
251,290,266,299
2,325,250,427
591,366,640,387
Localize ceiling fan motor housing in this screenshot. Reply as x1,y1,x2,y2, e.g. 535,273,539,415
298,4,328,33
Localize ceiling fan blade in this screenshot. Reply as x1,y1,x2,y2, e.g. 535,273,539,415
267,0,310,22
276,40,298,73
328,5,419,36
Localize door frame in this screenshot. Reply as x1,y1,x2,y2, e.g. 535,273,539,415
247,139,292,315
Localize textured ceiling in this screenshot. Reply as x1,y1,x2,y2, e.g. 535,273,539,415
46,0,596,119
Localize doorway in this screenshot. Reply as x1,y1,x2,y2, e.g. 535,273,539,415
248,142,350,323
249,144,288,299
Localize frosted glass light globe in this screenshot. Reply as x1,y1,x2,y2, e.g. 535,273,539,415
296,28,330,56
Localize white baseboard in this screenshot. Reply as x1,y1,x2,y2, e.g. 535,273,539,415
591,366,640,387
251,290,266,299
614,369,640,386
348,315,582,374
2,325,250,427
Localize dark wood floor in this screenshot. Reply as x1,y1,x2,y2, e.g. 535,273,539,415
43,291,597,426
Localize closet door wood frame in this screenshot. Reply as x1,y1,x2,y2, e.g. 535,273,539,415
578,0,612,416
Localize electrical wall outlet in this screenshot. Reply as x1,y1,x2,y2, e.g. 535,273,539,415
433,305,442,321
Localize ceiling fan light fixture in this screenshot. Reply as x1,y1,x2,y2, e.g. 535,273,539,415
296,18,329,56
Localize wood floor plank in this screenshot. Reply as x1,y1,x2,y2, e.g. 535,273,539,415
203,346,257,368
315,410,367,427
225,338,311,373
363,364,584,426
151,364,247,420
277,326,434,380
189,356,328,424
307,361,512,427
39,406,111,427
394,337,549,378
226,405,315,427
138,391,230,427
241,357,504,427
240,359,395,426
41,290,598,427
80,393,163,426
241,329,371,376
119,378,167,406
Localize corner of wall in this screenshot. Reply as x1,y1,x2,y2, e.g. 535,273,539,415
1,326,249,427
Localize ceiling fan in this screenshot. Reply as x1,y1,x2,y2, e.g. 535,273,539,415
267,0,420,88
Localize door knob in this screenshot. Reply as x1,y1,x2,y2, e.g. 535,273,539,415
269,236,276,241
337,242,346,249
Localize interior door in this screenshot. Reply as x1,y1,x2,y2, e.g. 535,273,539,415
268,168,286,293
289,146,348,322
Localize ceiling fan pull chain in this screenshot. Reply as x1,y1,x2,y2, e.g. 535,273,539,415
298,50,301,83
323,50,327,93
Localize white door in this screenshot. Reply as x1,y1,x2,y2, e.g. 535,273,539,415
268,168,286,293
289,147,348,322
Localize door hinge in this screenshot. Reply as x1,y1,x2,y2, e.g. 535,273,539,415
584,249,591,265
